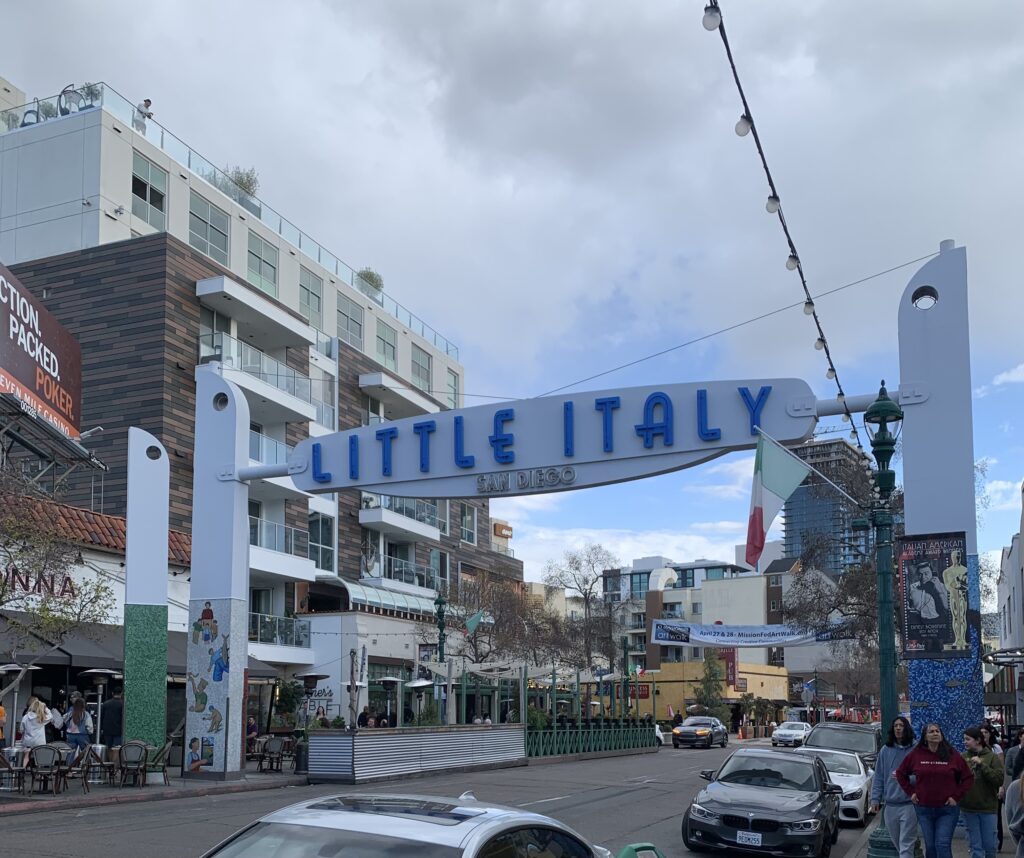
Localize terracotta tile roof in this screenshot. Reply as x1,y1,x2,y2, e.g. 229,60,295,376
2,497,191,566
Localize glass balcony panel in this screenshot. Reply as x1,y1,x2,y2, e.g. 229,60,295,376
249,430,291,465
249,516,309,557
199,332,312,403
248,612,310,648
381,556,440,591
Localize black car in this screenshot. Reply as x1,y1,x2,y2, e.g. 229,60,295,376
803,723,881,768
682,748,841,856
673,717,729,749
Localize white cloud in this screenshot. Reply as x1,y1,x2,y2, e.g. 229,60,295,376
488,494,565,528
690,520,747,533
985,479,1023,513
684,455,755,501
994,364,1024,386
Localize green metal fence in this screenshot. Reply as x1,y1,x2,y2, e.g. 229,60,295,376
526,724,657,758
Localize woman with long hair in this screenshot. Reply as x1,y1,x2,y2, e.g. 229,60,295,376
20,696,55,766
960,725,1003,858
63,696,93,758
896,723,975,858
870,716,918,858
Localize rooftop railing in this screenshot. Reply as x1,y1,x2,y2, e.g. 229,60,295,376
1,83,459,359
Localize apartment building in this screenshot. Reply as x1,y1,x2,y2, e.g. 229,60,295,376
0,79,522,701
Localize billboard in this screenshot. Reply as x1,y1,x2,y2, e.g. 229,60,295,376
0,263,81,438
898,531,971,659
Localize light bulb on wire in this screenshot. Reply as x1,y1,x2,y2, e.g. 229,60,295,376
786,253,800,270
803,299,815,315
735,114,752,137
826,367,836,380
702,4,722,30
842,413,850,423
766,194,780,214
814,337,825,351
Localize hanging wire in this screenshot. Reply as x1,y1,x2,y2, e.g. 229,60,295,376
704,0,863,447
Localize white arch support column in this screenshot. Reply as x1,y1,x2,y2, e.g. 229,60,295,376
185,364,252,779
897,240,982,737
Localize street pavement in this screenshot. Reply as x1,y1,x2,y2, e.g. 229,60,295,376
3,741,867,857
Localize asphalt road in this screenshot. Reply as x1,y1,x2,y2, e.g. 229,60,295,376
3,743,865,857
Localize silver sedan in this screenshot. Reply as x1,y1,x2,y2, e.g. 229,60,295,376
201,792,665,858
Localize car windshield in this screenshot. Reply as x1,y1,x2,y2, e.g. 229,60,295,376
717,757,818,791
683,718,713,727
802,751,861,775
779,723,805,731
208,822,464,858
806,728,876,754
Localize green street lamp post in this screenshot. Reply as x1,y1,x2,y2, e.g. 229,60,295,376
855,382,904,858
435,593,447,664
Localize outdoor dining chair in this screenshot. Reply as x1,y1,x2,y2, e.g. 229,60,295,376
0,751,25,794
258,736,285,773
144,740,172,786
118,741,149,788
58,744,92,794
28,744,62,795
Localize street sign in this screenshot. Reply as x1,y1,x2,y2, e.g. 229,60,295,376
801,688,813,706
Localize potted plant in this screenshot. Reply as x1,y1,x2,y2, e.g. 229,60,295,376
81,82,102,108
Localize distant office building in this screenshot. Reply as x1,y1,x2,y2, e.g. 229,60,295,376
783,439,870,574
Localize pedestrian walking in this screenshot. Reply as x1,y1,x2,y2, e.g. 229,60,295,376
870,716,919,858
1002,732,1024,851
895,722,975,858
960,726,1002,858
20,696,62,766
1005,765,1024,857
62,696,93,759
99,687,124,748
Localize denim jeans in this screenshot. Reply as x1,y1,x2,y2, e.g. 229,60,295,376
915,805,959,858
960,810,997,858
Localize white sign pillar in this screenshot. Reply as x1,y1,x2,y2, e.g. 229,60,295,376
185,364,251,778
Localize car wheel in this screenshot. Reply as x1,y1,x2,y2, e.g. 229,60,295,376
673,741,680,749
772,740,777,746
720,734,727,748
681,813,708,853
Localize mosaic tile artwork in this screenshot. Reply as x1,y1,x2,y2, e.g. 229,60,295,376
907,554,984,750
123,603,168,749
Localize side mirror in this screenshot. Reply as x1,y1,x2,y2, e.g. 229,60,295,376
699,769,715,781
824,783,843,795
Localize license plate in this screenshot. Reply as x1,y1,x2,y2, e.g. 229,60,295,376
736,831,762,847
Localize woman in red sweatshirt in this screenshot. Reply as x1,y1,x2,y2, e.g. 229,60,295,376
895,723,975,858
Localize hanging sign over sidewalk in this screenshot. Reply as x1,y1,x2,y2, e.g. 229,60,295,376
651,619,843,648
291,378,816,497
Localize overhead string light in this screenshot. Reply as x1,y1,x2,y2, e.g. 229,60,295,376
703,0,861,447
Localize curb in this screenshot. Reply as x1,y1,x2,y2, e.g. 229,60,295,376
0,775,308,816
841,813,880,858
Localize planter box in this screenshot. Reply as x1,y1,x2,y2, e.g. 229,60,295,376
308,725,527,784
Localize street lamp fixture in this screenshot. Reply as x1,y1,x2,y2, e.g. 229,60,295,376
862,381,904,734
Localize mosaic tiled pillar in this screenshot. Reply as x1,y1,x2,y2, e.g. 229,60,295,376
123,428,170,749
896,244,983,746
185,366,251,779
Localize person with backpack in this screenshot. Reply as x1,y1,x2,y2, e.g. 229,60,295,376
870,716,919,858
63,696,93,759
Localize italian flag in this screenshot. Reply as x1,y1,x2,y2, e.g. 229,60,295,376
745,434,811,568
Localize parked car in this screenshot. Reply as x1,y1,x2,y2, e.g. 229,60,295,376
201,792,663,858
682,748,841,856
772,722,813,747
803,723,881,768
673,717,729,749
795,747,874,825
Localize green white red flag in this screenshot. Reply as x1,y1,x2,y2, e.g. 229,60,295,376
745,434,811,567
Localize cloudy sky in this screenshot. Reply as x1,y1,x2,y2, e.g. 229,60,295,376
7,1,1023,586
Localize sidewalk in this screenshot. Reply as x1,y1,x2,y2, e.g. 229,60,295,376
842,815,984,858
0,763,307,816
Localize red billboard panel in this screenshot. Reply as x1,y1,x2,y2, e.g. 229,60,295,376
0,264,81,437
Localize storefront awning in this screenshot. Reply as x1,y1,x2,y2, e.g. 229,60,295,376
342,581,438,616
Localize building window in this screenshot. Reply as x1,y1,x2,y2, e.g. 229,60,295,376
769,574,782,587
435,499,449,535
308,513,334,572
131,151,166,230
770,600,779,611
299,266,323,330
189,191,229,265
376,321,397,371
429,549,449,591
446,369,459,409
675,569,695,588
411,344,431,393
460,503,476,544
691,601,702,615
250,588,273,616
337,294,363,350
199,306,231,337
246,231,278,297
630,572,649,600
691,647,702,659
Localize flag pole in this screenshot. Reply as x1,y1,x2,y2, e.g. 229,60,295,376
754,427,865,509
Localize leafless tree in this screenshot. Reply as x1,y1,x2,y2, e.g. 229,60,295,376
544,543,618,671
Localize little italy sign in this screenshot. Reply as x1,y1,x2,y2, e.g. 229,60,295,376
291,379,817,497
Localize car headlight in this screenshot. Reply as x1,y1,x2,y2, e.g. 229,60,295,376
690,803,720,821
695,729,710,735
783,819,822,833
672,727,682,734
843,789,863,801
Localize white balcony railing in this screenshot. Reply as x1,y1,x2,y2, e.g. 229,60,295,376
248,612,311,648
